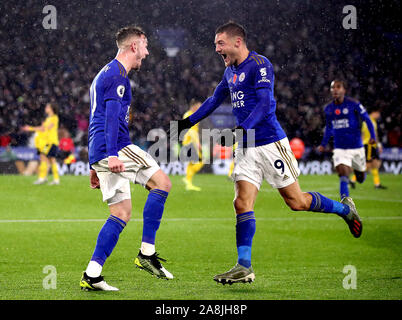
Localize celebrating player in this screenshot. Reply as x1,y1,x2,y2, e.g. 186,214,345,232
318,80,376,198
80,26,173,291
170,21,363,285
182,99,204,191
22,102,60,185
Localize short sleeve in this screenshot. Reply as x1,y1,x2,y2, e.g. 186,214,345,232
103,75,127,102
356,102,367,115
254,60,273,90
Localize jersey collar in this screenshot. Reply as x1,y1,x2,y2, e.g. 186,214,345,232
231,50,254,71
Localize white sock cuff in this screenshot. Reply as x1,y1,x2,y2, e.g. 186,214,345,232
141,242,156,256
86,260,103,278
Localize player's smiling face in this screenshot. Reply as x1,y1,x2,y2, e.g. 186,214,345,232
215,32,238,67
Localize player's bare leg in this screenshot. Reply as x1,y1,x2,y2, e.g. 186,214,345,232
48,157,60,185
34,154,49,184
278,180,362,238
214,180,257,285
134,169,173,279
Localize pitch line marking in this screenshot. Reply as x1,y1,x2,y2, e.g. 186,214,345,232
0,216,401,223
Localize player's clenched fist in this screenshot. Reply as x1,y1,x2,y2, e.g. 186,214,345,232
108,156,125,173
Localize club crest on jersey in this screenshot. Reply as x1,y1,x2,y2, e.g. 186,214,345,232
343,108,349,114
335,109,341,115
117,85,125,98
239,72,245,82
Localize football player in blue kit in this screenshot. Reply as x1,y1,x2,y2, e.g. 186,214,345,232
318,80,376,199
80,26,173,291
170,22,363,285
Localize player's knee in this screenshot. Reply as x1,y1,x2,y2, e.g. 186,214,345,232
109,199,132,223
159,176,172,192
149,171,172,192
233,197,252,214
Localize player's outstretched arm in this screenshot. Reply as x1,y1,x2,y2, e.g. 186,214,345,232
168,79,229,139
188,79,229,125
21,125,45,132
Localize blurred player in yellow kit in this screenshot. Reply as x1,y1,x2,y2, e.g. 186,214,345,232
182,99,203,191
350,107,387,189
227,142,238,179
22,103,60,185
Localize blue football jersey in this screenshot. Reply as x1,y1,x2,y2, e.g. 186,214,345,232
321,97,371,149
88,59,132,165
222,51,286,146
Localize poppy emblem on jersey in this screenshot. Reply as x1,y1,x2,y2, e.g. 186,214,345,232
335,109,341,115
239,72,245,82
117,85,125,98
233,74,238,84
343,108,349,114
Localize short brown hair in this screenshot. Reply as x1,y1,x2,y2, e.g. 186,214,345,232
116,26,146,48
215,21,247,41
331,79,348,89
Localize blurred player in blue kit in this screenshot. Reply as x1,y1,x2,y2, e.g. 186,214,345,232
80,26,173,291
318,80,376,199
171,22,364,285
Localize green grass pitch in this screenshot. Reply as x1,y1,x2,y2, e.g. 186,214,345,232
0,173,401,300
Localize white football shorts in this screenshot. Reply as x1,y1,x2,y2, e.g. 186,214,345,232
232,137,300,190
332,147,366,172
92,144,160,205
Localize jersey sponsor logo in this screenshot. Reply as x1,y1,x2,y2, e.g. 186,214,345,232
239,72,245,82
258,77,271,84
260,67,267,77
231,90,245,108
117,85,125,98
358,104,366,114
332,118,350,129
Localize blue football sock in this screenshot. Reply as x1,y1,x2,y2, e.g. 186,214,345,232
340,176,349,198
236,211,256,268
91,215,126,266
308,192,350,216
142,189,168,245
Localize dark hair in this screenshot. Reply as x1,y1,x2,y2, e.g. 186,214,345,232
368,105,381,114
116,25,146,47
215,21,247,41
48,102,58,115
331,79,348,89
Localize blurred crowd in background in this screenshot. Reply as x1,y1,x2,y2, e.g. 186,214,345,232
0,0,400,156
